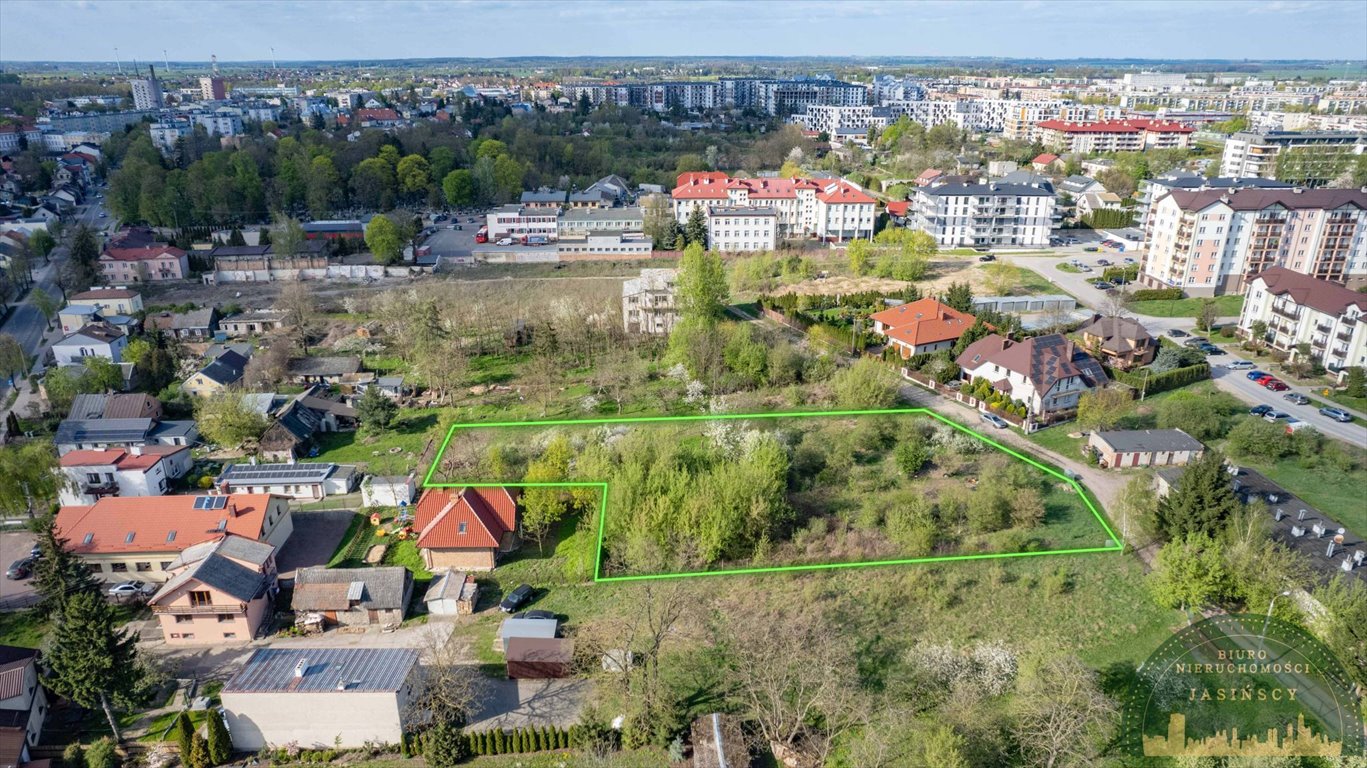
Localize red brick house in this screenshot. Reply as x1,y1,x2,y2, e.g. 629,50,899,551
413,487,521,571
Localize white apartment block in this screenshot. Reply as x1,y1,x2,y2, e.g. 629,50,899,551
911,182,1056,249
1220,131,1367,186
130,76,164,110
1136,173,1292,236
1034,119,1193,153
485,205,560,241
1001,104,1125,140
149,122,192,154
622,268,680,335
707,207,778,252
671,173,875,244
190,110,244,137
1122,72,1189,91
1141,188,1367,297
1238,267,1367,381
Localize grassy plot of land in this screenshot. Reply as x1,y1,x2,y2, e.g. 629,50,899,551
1127,295,1244,318
425,409,1120,581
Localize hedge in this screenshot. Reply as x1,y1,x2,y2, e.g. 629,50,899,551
454,726,571,756
1128,288,1184,301
1107,362,1210,395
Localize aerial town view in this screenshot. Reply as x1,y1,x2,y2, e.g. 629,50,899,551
0,1,1364,766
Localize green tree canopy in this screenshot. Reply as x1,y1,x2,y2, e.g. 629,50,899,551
676,242,728,323
195,390,270,449
1153,451,1242,540
365,213,404,266
45,590,140,738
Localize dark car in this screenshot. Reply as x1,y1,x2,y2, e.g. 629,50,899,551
978,254,996,262
500,584,534,613
1246,370,1269,381
1283,392,1310,405
5,559,32,580
1263,379,1290,392
1092,281,1115,290
512,609,556,621
1096,258,1112,266
1200,345,1225,356
1167,329,1189,338
1249,404,1273,417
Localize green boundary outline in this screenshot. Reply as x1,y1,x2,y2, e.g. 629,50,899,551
421,407,1124,582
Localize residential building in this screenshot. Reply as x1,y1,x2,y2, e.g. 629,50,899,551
199,76,228,101
290,567,412,627
98,244,189,283
1088,429,1205,469
215,462,358,501
221,648,420,750
0,646,48,765
183,349,250,398
911,181,1056,248
557,207,644,237
1238,267,1367,381
1140,187,1367,296
257,390,357,461
1077,316,1156,369
149,122,192,154
815,180,877,241
413,486,521,571
556,231,652,258
284,356,361,385
53,416,196,456
869,298,976,358
130,70,164,110
671,173,875,242
147,535,277,645
1033,119,1193,153
1220,131,1366,186
67,287,144,316
68,393,163,421
956,333,1109,416
144,308,218,339
622,268,680,335
1136,172,1292,235
1076,191,1124,220
219,309,288,337
520,189,567,208
57,445,192,505
53,322,126,365
485,205,559,241
707,206,778,252
54,494,294,581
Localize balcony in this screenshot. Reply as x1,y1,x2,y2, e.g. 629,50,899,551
1270,305,1299,321
1315,324,1333,334
152,602,248,616
1338,330,1355,342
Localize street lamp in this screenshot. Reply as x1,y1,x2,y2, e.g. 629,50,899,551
1258,590,1293,651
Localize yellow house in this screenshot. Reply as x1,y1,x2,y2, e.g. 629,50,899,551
184,350,249,398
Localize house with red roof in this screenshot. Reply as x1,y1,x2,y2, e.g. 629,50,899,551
58,445,192,505
870,298,977,358
1031,154,1060,172
55,493,294,582
1035,119,1193,153
914,168,945,187
413,487,521,571
98,243,188,283
670,173,876,244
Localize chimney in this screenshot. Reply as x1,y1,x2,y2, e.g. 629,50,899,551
1293,187,1304,194
227,502,237,518
130,444,143,456
294,659,308,678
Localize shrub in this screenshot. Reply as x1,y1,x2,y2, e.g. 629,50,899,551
1130,288,1184,301
62,743,84,768
423,723,469,768
86,738,119,768
1219,325,1236,338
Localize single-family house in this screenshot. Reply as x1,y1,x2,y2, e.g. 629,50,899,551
290,567,412,627
221,648,420,750
285,357,361,385
147,535,278,645
1088,429,1205,469
183,349,250,398
53,416,196,456
1031,153,1060,172
1077,191,1124,220
57,304,103,334
67,287,143,316
956,333,1108,416
52,322,126,365
68,393,162,420
257,389,357,461
869,298,976,358
219,310,288,337
144,307,219,339
413,487,521,571
359,376,406,400
54,493,294,582
0,646,47,765
1077,316,1156,369
215,462,358,501
57,445,192,505
423,570,478,617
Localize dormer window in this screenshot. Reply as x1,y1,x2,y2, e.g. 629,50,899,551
458,522,468,535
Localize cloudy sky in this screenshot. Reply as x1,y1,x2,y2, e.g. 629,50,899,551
2,0,1364,62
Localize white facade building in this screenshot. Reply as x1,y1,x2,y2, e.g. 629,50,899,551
57,446,192,506
707,207,777,252
1238,267,1367,381
911,182,1056,248
1220,131,1367,185
622,268,681,335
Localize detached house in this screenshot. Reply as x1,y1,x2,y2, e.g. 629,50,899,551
183,349,249,398
144,307,219,339
98,244,188,283
148,535,278,645
57,445,192,505
956,333,1108,416
0,646,47,767
413,487,521,571
869,298,976,358
67,287,143,316
1077,316,1156,369
290,567,411,627
52,322,126,365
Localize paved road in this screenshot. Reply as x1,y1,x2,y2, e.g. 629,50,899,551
0,530,38,610
1208,357,1367,446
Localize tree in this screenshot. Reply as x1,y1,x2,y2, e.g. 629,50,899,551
195,390,269,448
29,512,99,615
1346,366,1367,399
1153,451,1242,540
847,239,871,275
1150,533,1229,619
45,590,140,739
1011,655,1116,768
950,318,993,358
85,738,118,768
62,226,101,293
832,357,899,409
396,154,432,200
1075,386,1132,431
0,334,26,382
942,281,973,313
0,442,60,517
641,194,677,251
1248,319,1269,351
268,214,307,258
173,711,195,760
365,213,404,266
30,228,55,260
683,206,708,248
676,242,728,322
1155,390,1226,441
306,156,341,218
29,287,58,330
206,708,231,765
82,357,123,393
424,723,469,768
357,385,399,432
983,259,1018,295
1314,576,1367,690
188,733,209,768
521,436,573,551
441,169,475,208
1195,299,1219,333
406,631,485,727
226,228,246,247
275,282,317,351
921,725,971,768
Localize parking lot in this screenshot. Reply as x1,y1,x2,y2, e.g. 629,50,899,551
422,218,482,260
0,530,38,611
275,510,356,581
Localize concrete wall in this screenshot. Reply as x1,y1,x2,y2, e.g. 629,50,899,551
221,689,408,750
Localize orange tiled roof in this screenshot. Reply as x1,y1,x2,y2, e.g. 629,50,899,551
55,494,277,554
59,445,188,472
870,298,976,347
414,487,519,550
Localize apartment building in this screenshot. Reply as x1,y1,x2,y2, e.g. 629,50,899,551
1220,131,1367,186
130,72,164,110
97,244,189,283
910,181,1056,248
622,268,680,335
557,207,643,237
200,76,228,101
1136,172,1292,235
1034,119,1193,153
1141,188,1367,296
671,173,874,244
149,122,192,154
1238,267,1367,381
485,205,560,241
707,207,778,252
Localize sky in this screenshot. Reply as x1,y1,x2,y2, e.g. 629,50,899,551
1,0,1365,63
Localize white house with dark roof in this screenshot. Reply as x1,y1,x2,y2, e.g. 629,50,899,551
53,322,126,365
956,333,1108,416
1238,267,1367,381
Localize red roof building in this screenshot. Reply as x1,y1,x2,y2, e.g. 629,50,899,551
413,487,521,572
671,173,876,242
870,298,977,358
97,244,189,283
1035,119,1194,153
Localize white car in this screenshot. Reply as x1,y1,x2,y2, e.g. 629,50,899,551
495,237,513,246
108,580,155,598
1226,360,1256,370
980,412,1010,430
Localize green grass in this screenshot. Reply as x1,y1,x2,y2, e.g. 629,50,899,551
327,514,369,566
0,610,49,648
1055,263,1082,274
1232,454,1367,527
1026,423,1088,460
1324,389,1367,415
311,409,442,475
1127,295,1244,318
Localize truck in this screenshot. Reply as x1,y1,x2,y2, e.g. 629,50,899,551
475,226,489,244
522,235,549,246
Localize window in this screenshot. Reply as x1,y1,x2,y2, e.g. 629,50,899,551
135,562,151,572
218,614,235,623
111,563,128,573
222,633,236,639
189,591,212,607
160,561,172,570
175,615,194,624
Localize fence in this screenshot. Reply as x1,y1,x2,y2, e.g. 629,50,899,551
900,368,1035,431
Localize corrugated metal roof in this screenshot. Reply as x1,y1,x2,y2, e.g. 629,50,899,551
224,648,418,693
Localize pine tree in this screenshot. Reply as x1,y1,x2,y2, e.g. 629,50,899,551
1154,450,1242,540
206,709,231,765
493,729,504,754
684,206,707,248
226,228,246,247
45,591,139,739
29,514,100,616
173,711,195,761
189,733,210,768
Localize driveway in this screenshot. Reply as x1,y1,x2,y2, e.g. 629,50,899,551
0,530,38,611
466,678,592,730
275,510,355,580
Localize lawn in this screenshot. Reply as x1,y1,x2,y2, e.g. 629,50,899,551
1230,452,1367,527
1055,262,1082,274
1324,389,1367,415
312,409,444,475
1025,423,1087,460
0,610,48,648
1127,295,1244,318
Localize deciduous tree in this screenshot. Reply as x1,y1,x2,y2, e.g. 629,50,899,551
365,213,404,266
1011,655,1116,768
1075,386,1133,432
441,169,475,208
1150,533,1229,618
195,390,269,449
832,357,898,409
676,242,727,322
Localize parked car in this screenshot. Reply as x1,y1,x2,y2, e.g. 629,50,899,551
1167,329,1189,338
1283,392,1310,405
1083,246,1099,252
5,559,32,580
980,412,1010,430
1249,404,1273,417
978,254,996,262
1262,410,1290,422
495,237,513,246
1252,373,1275,384
1064,237,1080,245
1183,338,1208,348
1263,379,1290,392
1246,370,1269,381
107,580,154,597
1227,360,1256,370
1201,345,1225,356
1319,406,1354,423
1077,265,1092,272
1122,257,1136,264
1096,258,1112,266
1092,281,1115,290
500,584,534,613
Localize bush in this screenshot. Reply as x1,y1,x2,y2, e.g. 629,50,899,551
424,723,469,768
86,738,119,768
1130,288,1184,301
1109,362,1210,396
1225,418,1290,460
62,743,84,768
